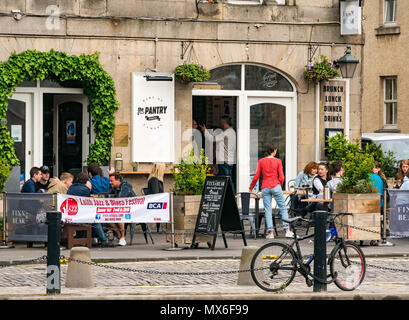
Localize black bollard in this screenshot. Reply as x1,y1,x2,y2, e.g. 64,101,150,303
46,211,61,294
313,210,328,292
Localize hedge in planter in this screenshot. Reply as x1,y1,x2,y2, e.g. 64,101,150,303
0,49,119,167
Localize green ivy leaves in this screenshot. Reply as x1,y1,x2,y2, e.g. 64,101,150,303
0,49,119,167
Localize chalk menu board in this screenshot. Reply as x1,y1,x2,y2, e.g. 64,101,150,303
191,176,246,250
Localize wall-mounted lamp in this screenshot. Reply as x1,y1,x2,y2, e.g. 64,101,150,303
334,45,360,79
114,153,123,172
144,75,173,81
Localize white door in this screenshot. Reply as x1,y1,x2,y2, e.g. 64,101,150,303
240,96,297,193
7,93,34,181
53,94,89,176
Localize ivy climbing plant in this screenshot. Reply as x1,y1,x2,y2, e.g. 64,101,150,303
0,49,119,167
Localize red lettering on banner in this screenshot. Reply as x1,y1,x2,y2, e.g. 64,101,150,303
96,207,131,214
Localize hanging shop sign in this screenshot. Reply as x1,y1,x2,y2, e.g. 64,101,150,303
340,0,362,35
131,73,174,163
320,80,347,159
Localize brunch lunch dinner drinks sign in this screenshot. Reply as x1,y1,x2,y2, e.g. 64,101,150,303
320,80,347,159
131,72,175,162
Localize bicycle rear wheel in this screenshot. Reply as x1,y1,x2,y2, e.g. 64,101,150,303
250,241,297,292
330,241,366,291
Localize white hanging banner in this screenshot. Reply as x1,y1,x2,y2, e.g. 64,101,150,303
340,0,362,35
131,72,175,162
57,193,170,223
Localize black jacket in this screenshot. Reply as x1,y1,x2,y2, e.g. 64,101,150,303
147,177,164,194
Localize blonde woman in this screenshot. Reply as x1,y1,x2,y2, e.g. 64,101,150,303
147,163,166,232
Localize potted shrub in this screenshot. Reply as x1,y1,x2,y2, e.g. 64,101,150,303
174,63,211,83
130,161,139,172
304,55,340,82
326,134,382,241
168,149,211,244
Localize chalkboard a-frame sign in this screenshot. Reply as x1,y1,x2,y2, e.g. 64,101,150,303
191,176,247,250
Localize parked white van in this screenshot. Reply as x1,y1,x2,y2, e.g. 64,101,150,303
361,133,409,163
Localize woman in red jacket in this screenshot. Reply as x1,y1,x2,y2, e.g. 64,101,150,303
249,145,292,239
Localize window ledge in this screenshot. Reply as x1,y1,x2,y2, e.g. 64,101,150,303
375,128,401,133
375,25,400,36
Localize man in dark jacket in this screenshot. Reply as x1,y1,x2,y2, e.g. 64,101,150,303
108,173,136,246
67,172,91,197
21,167,44,193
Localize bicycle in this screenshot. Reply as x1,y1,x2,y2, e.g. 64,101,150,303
250,212,366,292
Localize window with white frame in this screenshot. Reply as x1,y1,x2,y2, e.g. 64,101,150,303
383,77,397,127
384,0,397,24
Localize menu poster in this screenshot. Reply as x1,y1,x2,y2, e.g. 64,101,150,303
192,176,246,250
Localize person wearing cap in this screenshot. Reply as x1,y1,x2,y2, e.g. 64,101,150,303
35,165,51,192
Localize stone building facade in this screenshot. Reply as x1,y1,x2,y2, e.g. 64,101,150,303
0,0,363,193
361,0,406,134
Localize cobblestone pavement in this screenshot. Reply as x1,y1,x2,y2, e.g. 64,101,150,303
1,257,409,293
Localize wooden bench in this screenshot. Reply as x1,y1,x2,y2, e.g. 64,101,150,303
61,223,92,249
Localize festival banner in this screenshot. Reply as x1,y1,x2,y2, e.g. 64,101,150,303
57,193,170,223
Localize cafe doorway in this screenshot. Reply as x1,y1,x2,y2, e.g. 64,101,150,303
192,96,238,191
43,93,90,179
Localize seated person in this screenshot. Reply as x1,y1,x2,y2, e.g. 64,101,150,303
47,172,74,194
327,161,344,194
21,167,44,193
67,172,91,197
108,173,137,246
35,165,51,192
294,161,318,188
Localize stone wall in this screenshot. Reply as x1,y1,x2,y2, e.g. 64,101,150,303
0,0,363,190
361,0,408,133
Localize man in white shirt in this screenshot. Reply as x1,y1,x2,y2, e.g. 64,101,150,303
201,116,236,189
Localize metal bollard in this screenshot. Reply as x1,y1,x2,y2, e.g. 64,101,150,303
313,210,327,293
46,211,62,294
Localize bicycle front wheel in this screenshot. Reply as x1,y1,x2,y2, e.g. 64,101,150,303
330,241,366,291
250,241,297,292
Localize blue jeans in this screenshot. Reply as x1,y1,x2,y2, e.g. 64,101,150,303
93,223,107,243
218,163,235,194
261,185,289,231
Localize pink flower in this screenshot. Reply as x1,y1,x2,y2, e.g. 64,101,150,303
307,63,313,70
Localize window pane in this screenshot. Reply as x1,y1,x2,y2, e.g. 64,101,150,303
6,99,26,174
385,79,393,100
385,102,396,125
245,65,293,91
385,0,397,23
209,65,241,90
250,103,286,184
393,78,397,99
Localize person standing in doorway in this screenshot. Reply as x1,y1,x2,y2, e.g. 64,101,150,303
201,115,236,191
249,145,292,239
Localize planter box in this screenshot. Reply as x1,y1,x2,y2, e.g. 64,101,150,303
333,193,381,241
166,195,212,244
